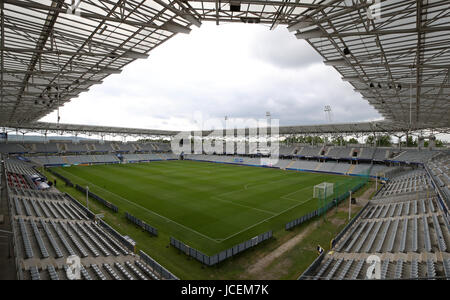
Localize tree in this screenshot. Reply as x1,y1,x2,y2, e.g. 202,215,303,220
406,136,417,147
311,136,324,145
378,135,392,147
331,136,346,146
365,134,391,147
347,137,359,145
365,135,375,146
425,139,444,147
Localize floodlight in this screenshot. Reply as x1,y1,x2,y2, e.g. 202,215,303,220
295,28,325,39
287,19,314,32
323,59,349,67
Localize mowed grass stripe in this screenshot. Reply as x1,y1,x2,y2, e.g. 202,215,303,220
56,160,360,254
56,163,274,239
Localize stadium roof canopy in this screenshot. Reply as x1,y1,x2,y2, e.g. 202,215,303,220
4,120,447,138
0,0,449,134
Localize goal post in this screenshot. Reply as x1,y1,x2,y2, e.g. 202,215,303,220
313,182,334,199
314,182,334,217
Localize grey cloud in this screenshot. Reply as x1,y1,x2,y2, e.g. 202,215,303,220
249,27,323,69
41,24,381,131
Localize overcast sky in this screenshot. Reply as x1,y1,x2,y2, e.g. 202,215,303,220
41,23,382,131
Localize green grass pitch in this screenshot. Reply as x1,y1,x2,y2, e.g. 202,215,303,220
55,160,362,255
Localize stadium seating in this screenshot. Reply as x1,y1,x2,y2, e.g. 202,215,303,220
8,185,163,280
326,147,351,159
33,143,59,154
114,143,136,153
0,141,444,166
2,143,448,281
63,142,89,153
92,142,114,152
302,166,450,280
308,257,450,280
373,148,389,161
279,145,297,156
298,146,322,157
4,158,41,177
26,260,162,280
358,148,376,160
375,170,431,198
1,156,167,280
29,154,121,166
135,143,154,152
391,149,437,163
153,143,171,152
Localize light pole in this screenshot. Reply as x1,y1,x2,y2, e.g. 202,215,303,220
86,186,89,209
348,190,352,221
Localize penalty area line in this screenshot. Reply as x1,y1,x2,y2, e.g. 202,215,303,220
218,196,314,242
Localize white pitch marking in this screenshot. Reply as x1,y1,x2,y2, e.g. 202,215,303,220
211,196,276,216
280,185,313,203
57,164,318,245
56,168,222,243
218,196,315,242
215,173,307,198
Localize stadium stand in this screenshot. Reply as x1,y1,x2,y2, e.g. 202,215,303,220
114,143,136,153
298,146,322,157
28,154,121,166
358,148,376,160
279,145,297,157
428,154,450,188
0,141,443,165
391,149,438,163
1,0,448,282
63,142,89,153
135,143,155,152
8,186,166,280
4,158,41,178
1,144,448,280
0,155,175,280
92,142,114,153
326,147,352,159
0,143,26,154
123,153,172,162
373,148,389,161
301,165,450,280
33,143,59,154
153,143,171,152
184,153,414,179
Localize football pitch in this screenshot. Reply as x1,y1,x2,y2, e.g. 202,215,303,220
55,160,364,255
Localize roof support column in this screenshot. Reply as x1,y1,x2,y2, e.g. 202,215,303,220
1,0,4,115
215,0,219,25
415,0,426,127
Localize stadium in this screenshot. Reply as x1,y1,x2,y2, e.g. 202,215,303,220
0,0,449,282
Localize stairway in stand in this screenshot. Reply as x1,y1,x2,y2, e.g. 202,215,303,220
315,162,322,171
285,160,296,169
347,164,356,174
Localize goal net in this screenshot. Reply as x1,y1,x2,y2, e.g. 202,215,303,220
313,182,334,199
